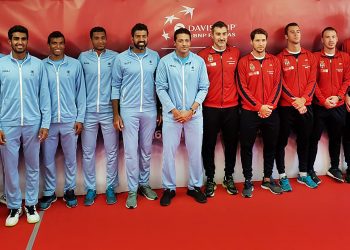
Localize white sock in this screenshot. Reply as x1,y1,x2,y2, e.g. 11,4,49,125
279,173,287,179
299,172,307,177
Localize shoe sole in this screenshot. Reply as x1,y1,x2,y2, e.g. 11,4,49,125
106,199,117,205
241,187,254,198
261,185,282,195
63,197,78,208
40,197,57,211
326,171,344,183
5,210,23,227
222,183,238,195
125,203,137,209
296,179,317,188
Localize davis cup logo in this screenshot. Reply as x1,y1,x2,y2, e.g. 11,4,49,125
160,5,237,51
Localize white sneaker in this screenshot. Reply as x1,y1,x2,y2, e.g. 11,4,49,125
5,208,23,227
24,205,40,224
0,194,7,205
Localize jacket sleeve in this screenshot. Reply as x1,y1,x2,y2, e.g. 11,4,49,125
155,59,176,113
75,62,86,123
267,57,282,108
301,53,317,102
337,53,350,99
237,59,262,111
111,55,122,100
39,61,51,129
194,59,209,105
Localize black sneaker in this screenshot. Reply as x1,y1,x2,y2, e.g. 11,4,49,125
242,179,254,198
63,189,78,208
345,172,350,183
222,176,238,195
187,187,207,203
160,189,176,206
308,170,322,185
261,178,283,195
39,193,57,210
205,180,217,197
326,168,344,183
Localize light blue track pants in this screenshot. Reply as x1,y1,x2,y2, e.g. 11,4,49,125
162,116,204,190
81,113,119,192
1,124,40,209
41,122,77,196
121,109,156,192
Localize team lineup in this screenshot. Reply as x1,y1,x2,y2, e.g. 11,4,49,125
0,20,350,227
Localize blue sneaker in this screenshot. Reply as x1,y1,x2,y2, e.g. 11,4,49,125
63,189,78,208
279,177,292,192
297,175,317,188
106,186,117,205
39,193,57,210
84,189,96,206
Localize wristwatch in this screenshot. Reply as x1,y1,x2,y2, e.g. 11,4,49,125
190,108,196,114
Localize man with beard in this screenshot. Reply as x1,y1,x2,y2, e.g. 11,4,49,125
112,23,160,209
308,27,350,183
198,21,240,197
275,23,318,191
79,27,119,206
0,25,51,226
237,28,282,198
40,31,86,210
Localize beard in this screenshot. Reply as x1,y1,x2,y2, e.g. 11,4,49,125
134,41,147,50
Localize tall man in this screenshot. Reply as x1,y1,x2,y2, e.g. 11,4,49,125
112,23,160,209
156,28,209,206
237,28,282,198
40,31,86,210
0,52,6,206
79,27,119,205
0,25,51,226
308,27,350,183
275,23,317,191
198,21,240,197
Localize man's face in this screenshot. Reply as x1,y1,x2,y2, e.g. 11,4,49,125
132,30,148,50
322,30,338,50
212,26,228,50
286,25,301,44
251,33,267,54
9,32,28,54
91,31,106,51
174,33,191,55
49,37,65,57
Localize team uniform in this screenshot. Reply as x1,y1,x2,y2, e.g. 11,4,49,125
307,49,350,182
78,49,119,205
275,48,317,189
198,45,240,195
111,47,159,207
0,52,51,224
0,52,6,206
41,55,86,208
156,51,209,192
237,52,282,196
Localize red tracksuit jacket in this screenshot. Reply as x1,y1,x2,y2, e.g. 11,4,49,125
313,49,350,107
277,48,317,106
198,45,240,108
237,52,282,112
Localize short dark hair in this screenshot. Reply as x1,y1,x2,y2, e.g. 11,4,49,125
90,26,106,39
321,26,337,37
8,25,28,40
284,22,299,35
250,28,268,41
211,21,228,32
131,23,148,37
47,31,65,44
174,27,191,41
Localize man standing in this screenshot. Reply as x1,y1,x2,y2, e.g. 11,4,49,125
0,52,6,206
40,31,86,210
237,28,283,198
79,27,119,205
112,23,160,209
0,25,51,226
198,21,240,197
275,23,318,191
308,27,350,183
156,28,209,206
